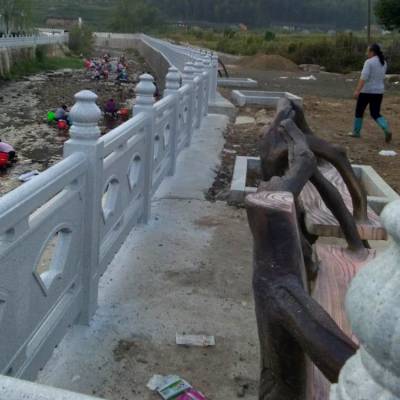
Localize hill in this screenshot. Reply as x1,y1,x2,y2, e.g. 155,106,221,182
34,0,115,29
33,0,373,31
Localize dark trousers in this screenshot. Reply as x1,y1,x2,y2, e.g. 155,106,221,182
8,151,15,162
355,93,383,120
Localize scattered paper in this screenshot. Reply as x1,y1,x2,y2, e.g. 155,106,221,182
147,375,165,391
19,170,40,182
299,75,317,81
234,116,256,125
379,150,397,157
223,149,237,155
176,334,216,347
158,376,191,400
147,374,208,400
177,389,208,400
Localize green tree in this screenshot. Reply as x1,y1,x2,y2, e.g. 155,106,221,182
110,0,162,33
0,0,33,34
375,0,400,30
69,24,94,56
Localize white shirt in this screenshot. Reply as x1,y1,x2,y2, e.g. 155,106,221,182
361,56,387,94
0,142,14,153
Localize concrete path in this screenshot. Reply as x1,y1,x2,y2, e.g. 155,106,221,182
38,114,259,400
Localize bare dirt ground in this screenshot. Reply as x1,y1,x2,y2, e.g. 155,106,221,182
208,62,400,200
0,52,151,195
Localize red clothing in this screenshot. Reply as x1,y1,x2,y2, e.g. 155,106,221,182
0,152,8,167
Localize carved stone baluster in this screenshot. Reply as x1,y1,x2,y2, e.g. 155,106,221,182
164,66,181,175
210,53,219,103
331,199,400,400
134,73,156,222
201,57,211,115
193,58,204,129
63,90,103,324
182,62,196,146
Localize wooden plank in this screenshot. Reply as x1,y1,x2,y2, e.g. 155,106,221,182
307,244,377,400
300,166,387,241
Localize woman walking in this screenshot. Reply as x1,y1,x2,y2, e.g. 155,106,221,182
351,43,392,143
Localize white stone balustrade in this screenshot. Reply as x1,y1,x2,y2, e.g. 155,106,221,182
140,34,217,101
0,33,68,48
331,200,400,399
0,54,211,396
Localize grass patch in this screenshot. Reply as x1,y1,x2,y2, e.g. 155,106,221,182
5,56,83,80
163,29,400,74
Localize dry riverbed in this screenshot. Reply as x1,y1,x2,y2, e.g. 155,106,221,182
0,54,151,195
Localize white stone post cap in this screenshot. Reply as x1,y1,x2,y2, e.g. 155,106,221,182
135,73,156,107
69,90,101,140
165,66,181,91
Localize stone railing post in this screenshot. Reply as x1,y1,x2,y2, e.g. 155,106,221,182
134,73,156,223
331,199,400,399
193,58,204,129
210,53,219,103
182,61,196,146
63,90,103,325
164,66,181,176
202,56,211,115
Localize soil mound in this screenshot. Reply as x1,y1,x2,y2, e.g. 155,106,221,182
239,54,299,72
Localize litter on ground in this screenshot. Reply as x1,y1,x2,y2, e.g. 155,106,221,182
176,334,216,347
379,150,397,157
147,375,208,400
223,149,237,155
147,375,165,391
18,170,40,182
158,376,192,400
177,389,208,400
299,75,317,81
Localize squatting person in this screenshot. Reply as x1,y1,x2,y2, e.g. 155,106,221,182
351,43,392,143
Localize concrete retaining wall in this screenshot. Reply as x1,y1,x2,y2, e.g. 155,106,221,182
94,33,172,91
0,41,68,77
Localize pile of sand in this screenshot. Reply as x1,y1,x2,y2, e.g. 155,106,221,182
239,54,299,72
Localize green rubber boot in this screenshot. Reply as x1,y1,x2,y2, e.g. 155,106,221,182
350,118,363,138
376,117,392,143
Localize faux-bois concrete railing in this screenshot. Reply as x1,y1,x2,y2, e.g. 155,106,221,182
0,39,215,398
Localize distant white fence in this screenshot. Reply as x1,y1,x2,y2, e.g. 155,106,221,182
0,33,68,49
0,36,215,399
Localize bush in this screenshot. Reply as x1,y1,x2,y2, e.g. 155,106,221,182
224,28,236,39
385,40,400,73
35,45,46,62
68,25,94,56
5,57,82,80
264,31,276,41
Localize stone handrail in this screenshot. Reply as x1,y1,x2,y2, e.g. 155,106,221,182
0,36,216,399
0,375,102,400
140,34,218,102
0,34,68,48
